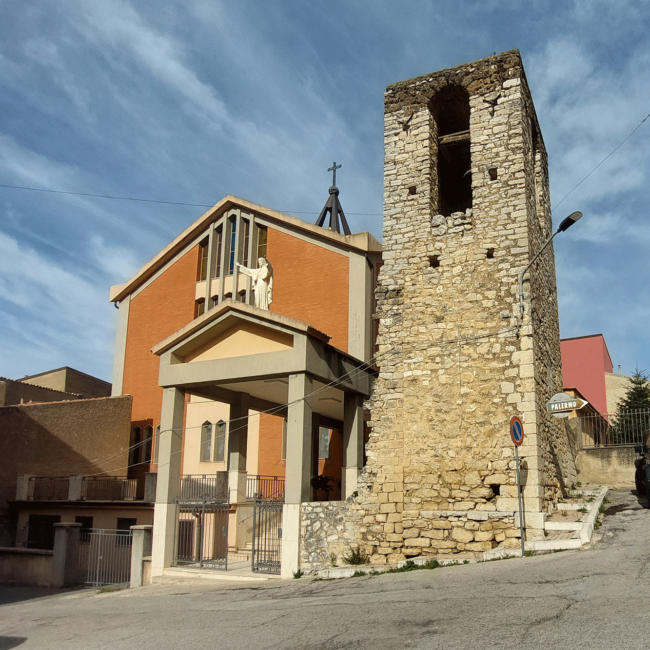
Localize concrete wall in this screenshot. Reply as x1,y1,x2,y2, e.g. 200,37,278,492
576,446,636,488
0,395,132,546
16,506,153,532
22,367,111,399
0,378,80,407
561,335,612,416
605,372,632,414
0,548,53,587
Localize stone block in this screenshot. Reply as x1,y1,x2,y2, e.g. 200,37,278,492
451,528,474,543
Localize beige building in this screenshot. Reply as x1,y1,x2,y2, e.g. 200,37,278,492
21,367,111,400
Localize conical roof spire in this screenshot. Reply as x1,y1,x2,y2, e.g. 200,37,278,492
315,162,351,235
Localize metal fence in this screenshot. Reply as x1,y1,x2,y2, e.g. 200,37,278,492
251,499,283,575
173,499,229,570
180,475,227,500
576,410,650,448
15,522,56,550
79,529,133,587
27,477,69,501
246,475,285,501
81,476,142,501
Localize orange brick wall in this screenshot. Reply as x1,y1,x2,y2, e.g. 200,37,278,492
267,228,349,352
256,413,286,478
122,245,199,431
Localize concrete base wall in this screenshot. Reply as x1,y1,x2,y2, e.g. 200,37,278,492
0,548,54,587
576,447,636,488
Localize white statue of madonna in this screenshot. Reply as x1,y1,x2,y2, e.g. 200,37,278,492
236,258,273,310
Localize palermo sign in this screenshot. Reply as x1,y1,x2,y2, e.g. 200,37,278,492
546,392,589,418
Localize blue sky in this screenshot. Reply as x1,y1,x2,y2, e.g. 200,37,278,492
1,1,649,382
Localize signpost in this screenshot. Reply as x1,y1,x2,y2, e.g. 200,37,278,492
510,416,525,556
546,392,589,419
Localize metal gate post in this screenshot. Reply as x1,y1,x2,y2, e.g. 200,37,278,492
95,530,102,588
251,499,257,572
199,499,205,569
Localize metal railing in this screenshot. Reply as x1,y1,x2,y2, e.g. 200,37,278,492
180,475,227,500
576,410,650,448
27,477,69,501
246,475,285,501
15,523,56,550
81,476,142,501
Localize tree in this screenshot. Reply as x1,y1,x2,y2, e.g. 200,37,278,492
611,368,650,444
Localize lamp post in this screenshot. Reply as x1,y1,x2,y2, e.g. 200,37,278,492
518,211,583,319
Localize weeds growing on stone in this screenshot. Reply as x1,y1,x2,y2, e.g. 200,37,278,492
329,552,338,567
578,507,587,513
343,547,370,565
293,570,303,579
351,570,367,578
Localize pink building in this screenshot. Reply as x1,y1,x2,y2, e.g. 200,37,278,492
560,334,613,416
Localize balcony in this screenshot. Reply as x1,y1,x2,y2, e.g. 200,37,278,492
16,474,157,502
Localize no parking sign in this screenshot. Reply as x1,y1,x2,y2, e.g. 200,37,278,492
510,416,524,446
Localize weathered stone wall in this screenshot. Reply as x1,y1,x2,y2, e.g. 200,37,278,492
300,501,363,573
354,50,575,565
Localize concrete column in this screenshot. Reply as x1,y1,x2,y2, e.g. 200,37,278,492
51,523,82,588
151,387,185,577
342,393,364,499
228,392,249,504
144,472,157,502
130,525,153,588
281,373,313,578
68,475,83,501
15,475,32,500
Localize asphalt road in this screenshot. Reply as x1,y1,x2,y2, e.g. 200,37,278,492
1,488,650,650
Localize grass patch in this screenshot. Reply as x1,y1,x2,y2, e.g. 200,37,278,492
599,505,606,514
578,507,588,513
293,570,303,579
351,570,367,578
594,517,602,530
97,587,119,594
603,497,611,505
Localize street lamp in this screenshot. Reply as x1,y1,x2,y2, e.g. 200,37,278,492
518,211,583,319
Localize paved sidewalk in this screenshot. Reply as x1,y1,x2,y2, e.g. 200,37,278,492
0,488,648,650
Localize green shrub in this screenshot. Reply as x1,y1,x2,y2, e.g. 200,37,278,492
293,569,303,579
343,547,370,565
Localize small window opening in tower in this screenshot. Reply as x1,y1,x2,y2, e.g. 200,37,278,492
429,255,440,268
486,248,495,259
431,86,472,216
488,167,498,181
408,185,417,195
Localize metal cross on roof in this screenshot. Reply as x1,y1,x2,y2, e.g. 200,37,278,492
328,162,341,187
315,161,351,235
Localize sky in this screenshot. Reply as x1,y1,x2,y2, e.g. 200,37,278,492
1,0,649,383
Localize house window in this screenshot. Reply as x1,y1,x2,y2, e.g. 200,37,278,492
200,421,212,462
153,425,160,464
143,425,153,463
195,299,205,318
198,238,209,281
116,517,137,546
319,427,330,460
26,514,60,550
214,420,226,462
431,85,472,216
242,219,251,268
129,426,142,467
215,225,223,277
75,516,93,544
281,418,287,460
257,225,267,260
228,216,237,274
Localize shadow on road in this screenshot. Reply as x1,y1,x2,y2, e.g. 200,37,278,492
0,637,27,650
0,586,82,607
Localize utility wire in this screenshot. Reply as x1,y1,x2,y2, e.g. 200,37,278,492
552,112,650,212
0,182,382,217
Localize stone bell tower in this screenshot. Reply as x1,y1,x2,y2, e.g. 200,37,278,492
360,50,577,563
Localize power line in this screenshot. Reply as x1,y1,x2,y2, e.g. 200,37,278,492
0,182,382,217
552,112,650,212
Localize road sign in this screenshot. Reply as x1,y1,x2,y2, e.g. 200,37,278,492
546,392,589,419
510,415,524,447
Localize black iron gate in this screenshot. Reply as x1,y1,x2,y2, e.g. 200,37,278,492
173,499,229,570
251,499,283,574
